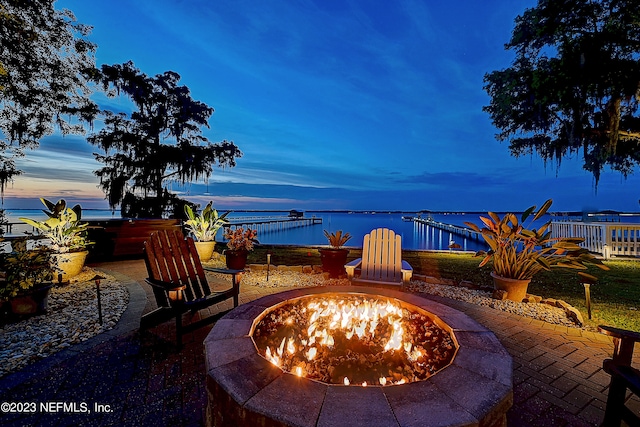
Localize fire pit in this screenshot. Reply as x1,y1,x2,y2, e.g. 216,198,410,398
205,286,513,427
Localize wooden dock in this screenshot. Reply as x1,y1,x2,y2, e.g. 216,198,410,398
224,216,322,235
408,217,483,241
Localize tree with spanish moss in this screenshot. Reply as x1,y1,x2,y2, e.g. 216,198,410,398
88,61,241,218
483,0,640,186
0,0,97,195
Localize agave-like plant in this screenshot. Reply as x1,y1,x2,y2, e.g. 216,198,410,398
184,201,230,242
323,230,352,249
20,198,89,253
464,199,608,281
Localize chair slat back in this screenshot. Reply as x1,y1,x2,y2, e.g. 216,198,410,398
144,229,211,302
360,228,402,282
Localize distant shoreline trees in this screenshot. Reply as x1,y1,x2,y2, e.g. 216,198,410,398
88,61,242,218
483,0,640,186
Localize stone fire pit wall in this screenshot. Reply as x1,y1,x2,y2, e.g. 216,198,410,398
204,286,513,427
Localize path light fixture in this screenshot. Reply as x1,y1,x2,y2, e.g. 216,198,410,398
92,274,106,324
579,272,598,320
266,253,271,281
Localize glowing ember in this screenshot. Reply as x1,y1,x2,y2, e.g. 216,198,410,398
252,294,456,385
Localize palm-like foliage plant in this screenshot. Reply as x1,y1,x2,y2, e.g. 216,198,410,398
464,199,608,281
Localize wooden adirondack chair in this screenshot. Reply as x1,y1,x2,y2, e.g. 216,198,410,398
599,325,640,426
141,229,242,347
344,228,412,287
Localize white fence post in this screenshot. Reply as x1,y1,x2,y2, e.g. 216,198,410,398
552,221,640,257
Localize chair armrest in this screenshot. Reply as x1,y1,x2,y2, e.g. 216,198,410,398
204,267,244,275
145,277,186,292
600,325,640,343
345,258,362,279
599,325,640,366
401,260,413,283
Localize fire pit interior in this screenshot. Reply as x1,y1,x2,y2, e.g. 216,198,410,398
252,294,457,386
205,286,513,427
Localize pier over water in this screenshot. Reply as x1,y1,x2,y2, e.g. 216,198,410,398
407,216,483,241
224,215,322,235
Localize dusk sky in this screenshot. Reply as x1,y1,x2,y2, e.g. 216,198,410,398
4,0,640,212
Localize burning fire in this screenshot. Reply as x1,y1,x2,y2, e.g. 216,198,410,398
253,294,456,386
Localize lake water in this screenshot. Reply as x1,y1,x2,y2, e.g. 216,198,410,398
4,209,488,251
6,208,639,252
224,211,490,251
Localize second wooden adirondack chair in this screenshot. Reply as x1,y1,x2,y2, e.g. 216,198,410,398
141,229,242,347
344,228,412,287
599,325,640,426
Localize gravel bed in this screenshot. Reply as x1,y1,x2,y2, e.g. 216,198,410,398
231,269,351,288
405,280,581,328
0,268,128,378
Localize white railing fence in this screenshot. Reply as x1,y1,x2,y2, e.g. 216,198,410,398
551,221,640,258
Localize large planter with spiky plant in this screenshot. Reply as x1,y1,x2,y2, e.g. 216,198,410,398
465,199,609,302
319,230,352,278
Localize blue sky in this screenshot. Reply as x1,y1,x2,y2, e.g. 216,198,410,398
5,0,640,212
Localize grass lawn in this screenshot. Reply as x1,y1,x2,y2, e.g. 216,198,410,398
244,246,640,332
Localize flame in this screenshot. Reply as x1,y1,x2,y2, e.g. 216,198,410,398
259,296,431,385
306,347,317,361
265,347,280,367
307,323,316,336
354,321,367,339
408,348,423,362
287,338,296,354
384,319,403,351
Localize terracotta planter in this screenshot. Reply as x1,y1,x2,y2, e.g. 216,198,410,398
491,272,531,302
9,283,53,316
51,250,88,282
194,241,216,261
225,250,249,270
319,248,349,278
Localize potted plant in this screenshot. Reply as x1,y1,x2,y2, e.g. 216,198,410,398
319,230,352,278
223,227,258,270
184,201,230,261
464,199,609,302
0,241,54,317
20,198,91,282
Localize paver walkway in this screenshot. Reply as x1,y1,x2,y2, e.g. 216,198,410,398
0,259,638,426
